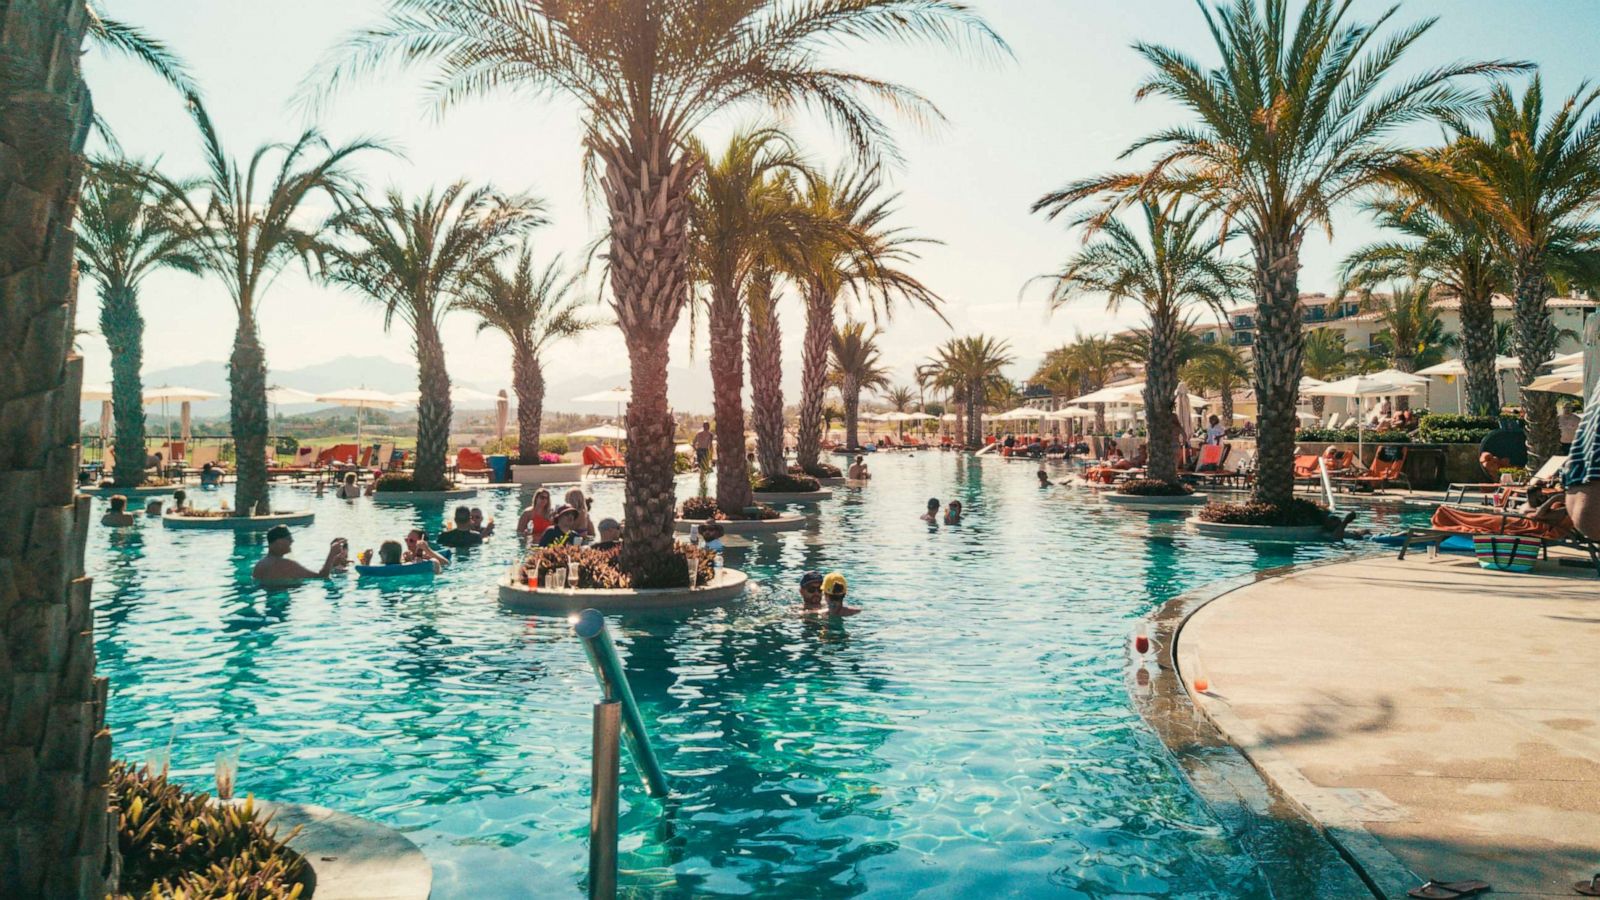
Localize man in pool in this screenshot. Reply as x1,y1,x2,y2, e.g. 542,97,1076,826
437,505,484,549
101,494,136,527
1037,469,1052,487
253,525,348,583
921,498,940,523
848,455,871,480
797,570,825,610
591,517,623,552
820,572,860,617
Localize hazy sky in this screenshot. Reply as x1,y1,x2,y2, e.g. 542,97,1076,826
78,0,1600,399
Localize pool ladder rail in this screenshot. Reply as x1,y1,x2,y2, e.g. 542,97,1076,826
572,608,671,900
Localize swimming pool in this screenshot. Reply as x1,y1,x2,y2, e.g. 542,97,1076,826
88,454,1426,897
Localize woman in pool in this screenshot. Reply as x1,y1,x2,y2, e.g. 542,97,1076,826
372,537,445,574
944,500,963,525
336,472,362,500
564,488,595,540
518,489,555,538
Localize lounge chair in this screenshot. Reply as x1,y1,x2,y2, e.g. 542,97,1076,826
1188,443,1234,487
1446,455,1568,508
456,447,493,479
268,446,316,478
1396,500,1600,577
1336,445,1411,493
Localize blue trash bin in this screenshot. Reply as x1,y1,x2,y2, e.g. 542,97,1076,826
487,454,511,483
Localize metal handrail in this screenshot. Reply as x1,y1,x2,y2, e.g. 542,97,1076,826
572,608,671,798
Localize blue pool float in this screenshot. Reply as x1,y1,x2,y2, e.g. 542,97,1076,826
354,548,452,578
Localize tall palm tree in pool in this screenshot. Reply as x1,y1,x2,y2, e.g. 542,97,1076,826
319,0,1003,576
323,182,542,490
690,127,809,511
829,322,892,451
76,159,202,487
1036,199,1242,484
927,336,1014,449
1035,0,1523,513
0,3,117,896
1300,328,1356,417
793,169,941,475
460,244,595,467
1445,78,1600,464
1181,345,1250,427
1341,187,1506,416
158,107,382,515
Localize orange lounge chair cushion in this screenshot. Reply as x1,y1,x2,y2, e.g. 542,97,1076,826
1431,505,1571,541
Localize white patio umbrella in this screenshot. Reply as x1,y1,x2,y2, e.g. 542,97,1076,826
82,383,114,402
570,424,628,441
1415,356,1520,411
1304,374,1421,460
1070,381,1209,408
315,388,401,446
991,406,1042,422
1525,364,1584,397
395,385,503,407
143,386,220,444
496,390,510,442
572,386,632,423
265,386,317,445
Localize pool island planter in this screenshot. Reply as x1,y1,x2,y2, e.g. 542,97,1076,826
1102,492,1209,509
507,461,586,485
370,487,478,505
673,513,807,534
1185,517,1330,542
751,489,833,504
498,567,749,613
82,483,180,497
252,800,432,900
163,510,315,531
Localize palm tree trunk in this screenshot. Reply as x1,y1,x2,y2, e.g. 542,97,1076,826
1513,256,1560,467
1458,286,1500,416
1250,231,1305,509
746,282,785,480
794,284,832,473
965,381,982,450
99,283,147,487
1393,356,1414,411
0,1,116,894
511,340,542,466
843,376,861,450
1093,402,1105,435
1221,384,1236,425
708,284,753,511
229,319,270,515
1145,313,1180,484
601,141,694,576
413,323,453,491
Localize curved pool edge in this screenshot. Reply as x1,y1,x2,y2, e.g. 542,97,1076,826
254,800,432,900
1132,552,1401,900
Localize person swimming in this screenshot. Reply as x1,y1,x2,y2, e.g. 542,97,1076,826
820,572,860,617
797,570,825,610
101,494,136,527
1037,469,1052,487
943,500,963,525
252,525,348,583
921,498,940,523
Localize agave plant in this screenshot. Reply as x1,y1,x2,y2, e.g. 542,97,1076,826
317,0,1004,573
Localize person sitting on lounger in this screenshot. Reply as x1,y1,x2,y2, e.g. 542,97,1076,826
921,498,940,524
848,455,871,480
102,494,136,527
944,500,963,525
437,505,485,549
1479,414,1528,479
253,526,347,583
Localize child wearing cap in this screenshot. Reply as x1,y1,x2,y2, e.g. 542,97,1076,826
821,572,860,617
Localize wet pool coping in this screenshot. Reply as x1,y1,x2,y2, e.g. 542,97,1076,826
256,800,432,899
1132,553,1402,900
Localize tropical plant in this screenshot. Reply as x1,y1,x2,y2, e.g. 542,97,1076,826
157,108,383,514
1181,345,1250,426
745,265,788,480
690,127,810,511
460,244,595,466
829,322,892,449
1036,0,1523,512
1033,333,1124,433
1361,283,1458,388
1,4,113,896
1300,328,1356,415
86,3,200,101
323,182,541,490
793,169,941,474
1342,188,1505,415
1037,199,1242,482
75,159,202,487
884,384,917,439
319,0,1003,574
926,336,1014,449
1446,77,1600,463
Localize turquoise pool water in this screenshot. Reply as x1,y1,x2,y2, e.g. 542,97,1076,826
88,454,1426,897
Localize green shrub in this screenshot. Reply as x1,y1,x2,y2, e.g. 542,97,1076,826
754,473,821,493
680,496,719,520
1418,413,1497,444
273,436,298,456
1199,499,1329,528
673,452,695,474
541,435,571,454
794,462,842,478
631,544,719,590
1295,428,1411,443
373,473,417,492
111,761,307,899
1117,479,1194,497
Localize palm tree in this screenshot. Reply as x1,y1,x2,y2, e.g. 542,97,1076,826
321,1,1002,575
1447,78,1600,463
1181,346,1250,426
86,4,200,101
884,384,917,440
158,108,382,515
829,322,891,450
1362,283,1457,387
323,182,541,490
1034,334,1123,433
745,264,788,481
75,159,201,487
1342,189,1505,415
459,244,594,466
1037,200,1241,483
793,169,940,475
2,3,116,896
927,336,1014,449
1036,0,1523,511
690,127,808,510
1301,328,1356,416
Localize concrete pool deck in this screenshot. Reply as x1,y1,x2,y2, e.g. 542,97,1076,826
1177,552,1600,899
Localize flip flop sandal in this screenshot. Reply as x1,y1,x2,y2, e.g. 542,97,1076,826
1576,874,1600,896
1409,880,1491,899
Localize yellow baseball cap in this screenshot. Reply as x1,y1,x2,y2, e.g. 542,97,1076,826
822,572,848,596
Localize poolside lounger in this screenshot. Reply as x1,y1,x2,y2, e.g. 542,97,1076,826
1336,445,1410,493
456,447,493,479
1395,503,1600,577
